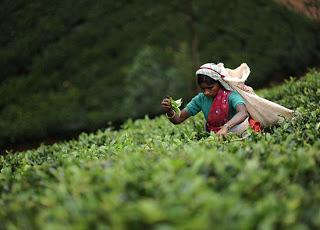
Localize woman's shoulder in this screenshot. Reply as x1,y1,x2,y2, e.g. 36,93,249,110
228,90,245,104
229,90,241,97
192,92,205,100
188,92,208,106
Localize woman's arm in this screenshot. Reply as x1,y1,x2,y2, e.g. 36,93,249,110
161,97,191,124
166,108,191,124
217,104,249,136
226,104,249,128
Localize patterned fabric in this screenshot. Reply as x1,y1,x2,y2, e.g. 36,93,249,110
195,63,233,91
249,117,262,132
206,89,232,133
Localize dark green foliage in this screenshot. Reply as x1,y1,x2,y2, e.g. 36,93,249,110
0,70,319,229
198,0,320,86
0,0,319,148
121,44,193,118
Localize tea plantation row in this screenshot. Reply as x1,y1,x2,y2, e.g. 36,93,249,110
0,70,319,229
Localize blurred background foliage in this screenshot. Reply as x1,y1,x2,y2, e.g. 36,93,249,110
0,0,319,149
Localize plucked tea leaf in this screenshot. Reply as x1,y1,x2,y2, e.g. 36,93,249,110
169,97,182,116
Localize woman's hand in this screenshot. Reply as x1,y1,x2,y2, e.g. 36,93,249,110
216,126,228,137
161,96,191,124
161,96,172,113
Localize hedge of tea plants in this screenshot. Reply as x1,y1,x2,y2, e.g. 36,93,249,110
0,70,319,229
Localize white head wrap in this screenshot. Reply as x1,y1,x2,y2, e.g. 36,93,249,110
195,63,233,91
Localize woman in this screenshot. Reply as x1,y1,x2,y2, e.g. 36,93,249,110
161,62,293,136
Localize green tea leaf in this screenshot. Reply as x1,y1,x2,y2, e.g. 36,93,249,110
169,97,182,116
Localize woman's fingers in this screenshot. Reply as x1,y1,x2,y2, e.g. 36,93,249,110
161,101,169,105
216,128,228,139
162,105,171,109
161,98,172,113
163,98,170,103
161,98,171,106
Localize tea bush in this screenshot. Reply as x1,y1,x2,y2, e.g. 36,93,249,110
0,70,319,229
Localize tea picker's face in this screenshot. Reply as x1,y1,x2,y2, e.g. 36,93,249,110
199,82,220,98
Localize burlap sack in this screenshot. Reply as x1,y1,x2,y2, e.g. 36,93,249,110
223,63,294,128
